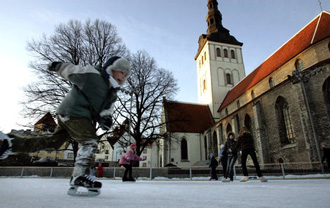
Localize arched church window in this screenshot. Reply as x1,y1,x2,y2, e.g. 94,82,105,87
224,49,228,58
226,123,232,134
181,138,188,160
322,76,330,118
216,48,221,57
251,90,256,99
275,96,295,146
231,50,236,59
210,18,214,25
295,59,304,70
269,77,275,88
204,136,208,159
226,73,232,85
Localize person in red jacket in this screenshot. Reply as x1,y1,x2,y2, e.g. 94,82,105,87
119,143,144,182
97,163,104,178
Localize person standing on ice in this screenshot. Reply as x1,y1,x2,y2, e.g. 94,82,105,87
230,127,267,182
209,153,218,180
0,56,131,196
119,143,144,182
222,132,238,182
97,163,104,178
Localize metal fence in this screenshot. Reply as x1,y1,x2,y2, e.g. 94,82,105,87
0,162,328,180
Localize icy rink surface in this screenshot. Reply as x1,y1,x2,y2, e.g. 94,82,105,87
1,178,330,208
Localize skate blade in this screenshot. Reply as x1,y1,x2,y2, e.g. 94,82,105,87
67,186,101,197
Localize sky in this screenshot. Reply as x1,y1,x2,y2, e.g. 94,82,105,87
0,0,330,132
1,178,330,207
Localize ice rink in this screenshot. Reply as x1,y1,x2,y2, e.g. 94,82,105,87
1,177,330,208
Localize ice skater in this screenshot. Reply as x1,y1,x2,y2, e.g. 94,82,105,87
0,56,131,196
209,153,218,180
222,132,238,182
119,143,144,182
230,127,267,182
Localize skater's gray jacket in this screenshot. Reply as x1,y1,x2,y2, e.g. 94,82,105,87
54,63,118,121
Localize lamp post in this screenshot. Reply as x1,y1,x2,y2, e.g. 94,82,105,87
290,67,324,173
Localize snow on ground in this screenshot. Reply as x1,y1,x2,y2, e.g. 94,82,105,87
1,178,330,208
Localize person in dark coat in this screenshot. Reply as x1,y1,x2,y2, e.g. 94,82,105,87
231,127,267,182
209,153,218,180
219,144,228,178
222,132,238,182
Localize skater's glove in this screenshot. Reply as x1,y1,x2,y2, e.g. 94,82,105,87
48,62,62,72
98,116,113,131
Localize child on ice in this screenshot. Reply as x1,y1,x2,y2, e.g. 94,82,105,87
0,56,131,196
119,143,144,182
209,153,218,180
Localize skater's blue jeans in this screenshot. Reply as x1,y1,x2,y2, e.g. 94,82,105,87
225,155,237,180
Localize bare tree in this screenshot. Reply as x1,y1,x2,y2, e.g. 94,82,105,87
111,50,179,157
22,19,128,124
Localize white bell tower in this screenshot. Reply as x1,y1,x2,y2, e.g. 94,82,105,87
195,0,246,120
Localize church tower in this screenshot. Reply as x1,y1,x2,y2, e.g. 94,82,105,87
195,0,245,120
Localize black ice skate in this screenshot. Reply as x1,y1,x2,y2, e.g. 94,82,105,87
128,177,136,182
67,175,102,197
0,131,13,160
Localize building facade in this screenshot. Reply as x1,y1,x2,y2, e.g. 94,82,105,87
160,0,330,169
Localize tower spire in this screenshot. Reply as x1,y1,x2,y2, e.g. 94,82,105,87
196,0,242,59
206,0,225,35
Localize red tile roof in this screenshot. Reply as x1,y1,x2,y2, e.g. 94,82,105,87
34,112,57,126
164,100,214,133
218,11,330,112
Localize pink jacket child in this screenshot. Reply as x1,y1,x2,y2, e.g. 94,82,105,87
119,144,144,182
119,144,143,165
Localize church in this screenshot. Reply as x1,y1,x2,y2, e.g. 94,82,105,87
159,0,330,169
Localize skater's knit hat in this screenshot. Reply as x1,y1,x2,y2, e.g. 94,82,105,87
130,143,136,150
210,153,214,157
103,56,131,77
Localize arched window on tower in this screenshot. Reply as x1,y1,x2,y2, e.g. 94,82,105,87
210,18,214,25
181,138,188,160
216,48,221,57
231,50,236,59
224,49,228,58
203,79,206,92
226,73,232,85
